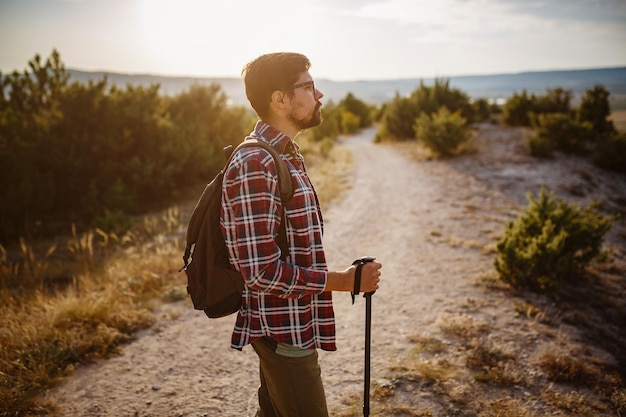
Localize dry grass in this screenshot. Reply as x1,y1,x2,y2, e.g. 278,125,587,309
407,334,446,354
465,341,525,386
436,313,490,339
469,398,539,417
0,138,348,416
538,350,603,385
513,301,552,324
300,134,353,208
542,389,610,416
0,218,185,416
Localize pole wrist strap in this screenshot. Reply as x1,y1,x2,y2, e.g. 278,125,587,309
351,261,363,305
351,256,376,305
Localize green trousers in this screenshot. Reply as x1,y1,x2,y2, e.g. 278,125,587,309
251,337,329,417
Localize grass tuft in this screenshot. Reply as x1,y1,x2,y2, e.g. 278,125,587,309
465,341,525,386
538,351,602,385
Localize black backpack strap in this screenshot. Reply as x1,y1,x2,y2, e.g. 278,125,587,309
223,144,234,160
230,139,294,202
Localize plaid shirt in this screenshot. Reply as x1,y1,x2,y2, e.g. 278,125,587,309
220,121,336,351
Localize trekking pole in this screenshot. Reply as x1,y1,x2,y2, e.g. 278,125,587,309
351,256,376,417
364,290,373,417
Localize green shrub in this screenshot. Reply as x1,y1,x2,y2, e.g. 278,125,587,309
92,209,133,235
535,87,572,114
380,93,419,140
471,98,491,122
339,110,361,134
413,107,472,157
310,93,374,140
578,84,614,134
503,90,537,127
528,112,593,156
503,88,572,128
593,131,626,173
411,78,474,122
310,101,339,141
378,79,474,141
0,50,251,243
526,130,557,158
338,92,373,128
494,188,612,293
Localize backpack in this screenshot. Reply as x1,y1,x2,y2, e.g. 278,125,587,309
179,139,294,318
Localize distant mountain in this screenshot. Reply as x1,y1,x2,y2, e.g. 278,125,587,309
67,66,626,107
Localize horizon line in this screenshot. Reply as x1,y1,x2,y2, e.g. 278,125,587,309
62,64,626,83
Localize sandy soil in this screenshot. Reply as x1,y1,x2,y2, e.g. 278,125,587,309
41,124,626,416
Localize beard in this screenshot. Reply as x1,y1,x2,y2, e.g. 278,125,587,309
290,103,323,130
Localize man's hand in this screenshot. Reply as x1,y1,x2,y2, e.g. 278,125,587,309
355,260,382,293
324,260,382,293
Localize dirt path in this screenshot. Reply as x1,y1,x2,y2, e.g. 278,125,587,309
318,127,508,408
42,125,626,416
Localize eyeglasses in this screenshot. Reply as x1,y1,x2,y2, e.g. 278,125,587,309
286,80,315,92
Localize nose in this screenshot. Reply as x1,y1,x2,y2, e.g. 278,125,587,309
314,88,324,100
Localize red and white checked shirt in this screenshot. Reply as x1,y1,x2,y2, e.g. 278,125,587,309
220,121,336,351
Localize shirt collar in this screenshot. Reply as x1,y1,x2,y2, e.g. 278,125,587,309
249,120,300,156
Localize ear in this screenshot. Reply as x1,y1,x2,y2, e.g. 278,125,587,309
271,90,286,106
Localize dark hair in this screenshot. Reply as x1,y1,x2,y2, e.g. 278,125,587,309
242,52,311,119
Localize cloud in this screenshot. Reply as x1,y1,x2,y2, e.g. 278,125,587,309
498,0,626,23
345,0,543,45
332,0,626,48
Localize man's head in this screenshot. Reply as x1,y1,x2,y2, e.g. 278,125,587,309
242,52,323,134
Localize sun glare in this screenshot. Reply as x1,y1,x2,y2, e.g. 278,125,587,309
140,1,214,53
137,0,322,77
139,0,249,75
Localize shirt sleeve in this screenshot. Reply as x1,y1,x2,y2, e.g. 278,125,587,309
221,151,327,298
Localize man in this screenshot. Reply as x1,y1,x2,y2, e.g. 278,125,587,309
220,52,382,417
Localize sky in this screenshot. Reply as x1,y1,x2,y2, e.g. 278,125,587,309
1,0,625,81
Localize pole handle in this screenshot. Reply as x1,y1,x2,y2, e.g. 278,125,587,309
351,256,376,304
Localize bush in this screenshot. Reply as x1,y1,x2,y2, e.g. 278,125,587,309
0,50,251,243
309,93,374,140
528,112,593,156
503,88,572,128
379,93,420,140
310,100,341,142
593,131,626,173
471,98,491,122
413,107,473,157
536,87,572,114
339,110,361,134
411,78,474,122
502,90,537,127
526,131,557,158
578,84,614,134
378,79,474,141
92,209,133,235
494,188,612,293
338,92,373,128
